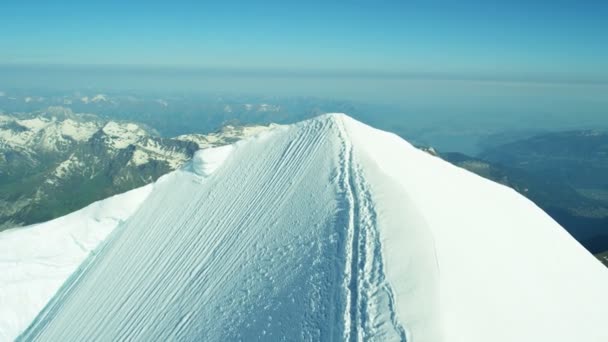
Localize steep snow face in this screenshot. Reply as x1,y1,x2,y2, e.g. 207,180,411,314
12,114,608,341
0,185,153,341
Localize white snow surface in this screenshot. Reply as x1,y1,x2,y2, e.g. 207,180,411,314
4,114,608,341
0,185,153,341
101,121,147,149
59,119,98,141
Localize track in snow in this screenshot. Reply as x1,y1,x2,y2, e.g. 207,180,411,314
337,120,406,341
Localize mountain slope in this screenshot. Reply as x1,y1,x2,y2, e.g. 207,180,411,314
441,152,608,254
0,185,153,341
10,114,608,341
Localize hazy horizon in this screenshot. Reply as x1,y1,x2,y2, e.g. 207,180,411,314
2,64,607,129
2,0,607,152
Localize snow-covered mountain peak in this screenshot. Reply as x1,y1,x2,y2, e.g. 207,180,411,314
59,119,99,141
0,114,98,153
101,121,148,149
102,121,146,136
4,114,608,341
78,94,110,105
15,117,51,132
90,94,108,103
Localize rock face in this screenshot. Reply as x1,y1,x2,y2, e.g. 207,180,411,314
0,107,271,229
11,114,608,342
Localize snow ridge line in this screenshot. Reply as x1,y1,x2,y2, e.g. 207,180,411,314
336,118,357,341
336,116,406,341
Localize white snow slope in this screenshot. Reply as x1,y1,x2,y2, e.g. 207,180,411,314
0,185,152,341
6,114,608,341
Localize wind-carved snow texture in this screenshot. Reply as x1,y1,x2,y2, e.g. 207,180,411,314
19,115,406,341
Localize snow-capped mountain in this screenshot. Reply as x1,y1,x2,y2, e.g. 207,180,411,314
3,114,608,341
0,107,271,229
0,106,98,154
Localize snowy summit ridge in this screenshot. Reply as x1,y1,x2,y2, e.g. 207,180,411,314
4,114,608,341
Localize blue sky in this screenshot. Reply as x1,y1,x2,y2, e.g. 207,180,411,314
1,0,607,82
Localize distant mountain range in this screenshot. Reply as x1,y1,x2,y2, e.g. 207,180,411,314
0,107,271,229
0,91,351,138
1,105,606,259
